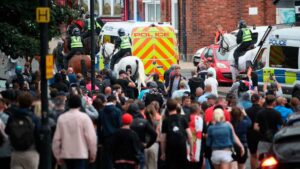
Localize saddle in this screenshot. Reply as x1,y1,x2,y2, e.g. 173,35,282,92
115,52,131,64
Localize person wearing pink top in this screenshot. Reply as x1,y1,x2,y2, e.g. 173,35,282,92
52,95,97,169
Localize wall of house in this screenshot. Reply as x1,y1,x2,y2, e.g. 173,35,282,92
176,0,276,61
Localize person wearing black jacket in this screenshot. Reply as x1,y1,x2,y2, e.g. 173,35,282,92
98,95,122,169
128,103,157,169
246,94,263,169
5,92,41,169
111,113,141,169
188,70,204,99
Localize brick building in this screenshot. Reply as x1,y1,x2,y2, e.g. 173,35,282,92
161,0,277,60
81,0,277,60
125,0,277,60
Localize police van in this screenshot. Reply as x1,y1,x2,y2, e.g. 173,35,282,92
254,27,300,98
98,21,179,79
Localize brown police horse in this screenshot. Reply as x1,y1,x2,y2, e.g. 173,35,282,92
62,38,92,74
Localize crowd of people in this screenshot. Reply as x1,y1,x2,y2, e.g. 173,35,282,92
0,60,300,169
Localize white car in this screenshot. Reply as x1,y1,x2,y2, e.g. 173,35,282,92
192,47,206,66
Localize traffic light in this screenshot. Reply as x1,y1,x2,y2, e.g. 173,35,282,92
273,0,280,4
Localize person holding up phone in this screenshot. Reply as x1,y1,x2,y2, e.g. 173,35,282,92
263,74,283,97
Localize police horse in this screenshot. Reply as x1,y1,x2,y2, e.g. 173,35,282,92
219,33,260,81
100,42,146,91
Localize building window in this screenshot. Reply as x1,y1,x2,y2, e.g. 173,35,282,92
114,0,122,16
145,1,160,22
102,0,111,15
99,0,123,17
171,0,178,31
80,0,100,15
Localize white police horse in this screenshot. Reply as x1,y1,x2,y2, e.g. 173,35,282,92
220,33,259,81
99,43,146,91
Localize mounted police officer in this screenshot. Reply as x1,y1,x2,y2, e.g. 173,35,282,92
110,28,132,70
233,20,253,69
66,27,84,63
82,13,102,38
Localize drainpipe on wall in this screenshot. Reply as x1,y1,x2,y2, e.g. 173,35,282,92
296,0,300,26
182,0,187,62
134,0,138,21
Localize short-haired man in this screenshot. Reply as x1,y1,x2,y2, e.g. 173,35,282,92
274,97,294,124
52,94,97,169
254,95,282,158
160,99,193,169
246,94,264,169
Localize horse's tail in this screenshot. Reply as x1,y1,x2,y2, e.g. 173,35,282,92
134,59,139,79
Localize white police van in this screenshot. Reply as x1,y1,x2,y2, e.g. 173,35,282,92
254,27,300,98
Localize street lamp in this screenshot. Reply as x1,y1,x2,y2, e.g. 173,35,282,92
90,0,95,91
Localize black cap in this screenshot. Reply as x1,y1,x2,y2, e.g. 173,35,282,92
206,94,217,100
119,70,127,75
128,103,140,116
147,81,158,88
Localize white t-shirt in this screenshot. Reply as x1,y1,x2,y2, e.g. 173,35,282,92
204,77,218,97
207,67,217,79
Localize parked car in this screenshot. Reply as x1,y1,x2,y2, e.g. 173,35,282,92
260,114,300,169
197,44,232,83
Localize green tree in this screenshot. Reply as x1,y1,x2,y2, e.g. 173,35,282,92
0,0,81,59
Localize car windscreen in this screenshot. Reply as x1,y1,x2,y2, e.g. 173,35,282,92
216,50,230,61
269,45,299,69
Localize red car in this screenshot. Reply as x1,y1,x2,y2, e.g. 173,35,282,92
198,44,232,83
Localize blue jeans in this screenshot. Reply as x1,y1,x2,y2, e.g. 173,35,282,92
139,151,145,169
64,159,88,169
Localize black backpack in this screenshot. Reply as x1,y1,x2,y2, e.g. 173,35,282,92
9,115,35,151
238,80,249,93
166,117,187,146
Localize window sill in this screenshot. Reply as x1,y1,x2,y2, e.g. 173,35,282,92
99,15,122,18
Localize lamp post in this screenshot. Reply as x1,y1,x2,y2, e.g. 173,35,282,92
38,0,52,168
90,0,95,91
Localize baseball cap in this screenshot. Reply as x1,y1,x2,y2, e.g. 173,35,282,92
147,81,158,88
206,94,217,100
122,113,133,125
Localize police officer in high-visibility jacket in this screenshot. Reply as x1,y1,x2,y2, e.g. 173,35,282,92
67,28,84,61
233,20,253,69
110,28,132,70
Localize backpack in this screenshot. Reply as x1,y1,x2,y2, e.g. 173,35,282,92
9,115,35,151
166,117,187,146
238,80,249,93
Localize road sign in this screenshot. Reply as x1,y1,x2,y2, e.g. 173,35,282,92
46,55,54,79
36,7,50,23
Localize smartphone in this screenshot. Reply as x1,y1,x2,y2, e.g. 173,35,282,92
269,73,274,80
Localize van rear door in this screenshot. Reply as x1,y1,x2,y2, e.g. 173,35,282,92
131,25,178,79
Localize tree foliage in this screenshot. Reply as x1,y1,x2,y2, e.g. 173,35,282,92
0,0,81,58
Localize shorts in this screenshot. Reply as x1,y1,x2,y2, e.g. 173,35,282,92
247,131,260,154
211,150,233,165
233,145,248,164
